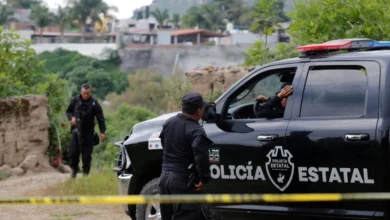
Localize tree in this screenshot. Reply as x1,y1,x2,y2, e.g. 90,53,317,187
6,0,40,9
29,3,53,43
105,70,167,114
172,13,180,29
181,5,209,29
150,8,170,29
0,28,71,169
0,4,17,27
181,4,224,30
69,0,117,41
215,0,246,25
250,0,282,46
288,0,390,45
53,6,71,42
0,27,43,96
200,3,225,31
243,41,300,66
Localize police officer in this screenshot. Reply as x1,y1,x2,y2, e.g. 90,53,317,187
65,84,106,178
159,92,213,220
255,83,293,119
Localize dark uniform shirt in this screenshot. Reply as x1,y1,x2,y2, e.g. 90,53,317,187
65,95,106,133
160,113,213,184
257,95,285,119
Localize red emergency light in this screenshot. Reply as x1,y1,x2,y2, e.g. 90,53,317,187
297,38,374,52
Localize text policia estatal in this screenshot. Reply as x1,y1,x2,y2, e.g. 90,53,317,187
209,162,374,184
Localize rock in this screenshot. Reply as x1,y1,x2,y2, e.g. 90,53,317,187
58,163,72,173
0,165,12,175
19,155,39,171
10,167,24,176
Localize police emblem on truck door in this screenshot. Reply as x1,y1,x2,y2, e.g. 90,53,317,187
265,146,294,192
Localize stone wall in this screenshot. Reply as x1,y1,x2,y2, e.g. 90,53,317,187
185,66,255,97
0,95,54,176
119,45,252,77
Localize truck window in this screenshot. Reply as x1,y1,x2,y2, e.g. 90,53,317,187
223,67,297,120
300,66,367,117
229,73,282,108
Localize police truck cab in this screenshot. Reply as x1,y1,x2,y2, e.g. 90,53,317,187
114,38,390,220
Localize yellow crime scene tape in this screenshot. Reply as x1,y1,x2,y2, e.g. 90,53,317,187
2,193,390,205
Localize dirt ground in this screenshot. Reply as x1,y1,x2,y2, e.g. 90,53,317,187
0,172,131,220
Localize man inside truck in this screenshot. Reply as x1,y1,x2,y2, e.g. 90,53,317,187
255,82,293,119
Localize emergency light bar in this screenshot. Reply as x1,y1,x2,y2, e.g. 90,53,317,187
297,38,390,57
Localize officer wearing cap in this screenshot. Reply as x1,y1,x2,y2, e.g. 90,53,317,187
159,92,213,220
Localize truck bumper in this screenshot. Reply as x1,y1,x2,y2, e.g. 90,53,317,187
118,173,132,215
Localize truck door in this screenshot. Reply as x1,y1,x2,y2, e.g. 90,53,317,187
201,63,304,218
284,61,383,218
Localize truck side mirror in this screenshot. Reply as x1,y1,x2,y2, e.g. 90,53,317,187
202,102,218,123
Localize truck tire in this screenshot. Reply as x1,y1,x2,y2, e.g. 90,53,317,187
135,177,161,220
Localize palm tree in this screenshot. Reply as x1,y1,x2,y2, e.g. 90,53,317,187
69,0,117,42
90,1,117,33
181,5,209,29
200,3,224,31
0,4,17,27
172,13,180,29
29,3,53,43
150,8,170,29
53,6,71,42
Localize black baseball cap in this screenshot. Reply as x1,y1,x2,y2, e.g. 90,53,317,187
182,92,208,110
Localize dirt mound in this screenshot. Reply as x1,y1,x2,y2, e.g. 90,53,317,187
0,95,55,177
185,66,255,97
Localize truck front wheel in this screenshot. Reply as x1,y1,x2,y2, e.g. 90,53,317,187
135,177,161,220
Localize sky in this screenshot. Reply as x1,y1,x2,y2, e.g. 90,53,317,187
42,0,154,19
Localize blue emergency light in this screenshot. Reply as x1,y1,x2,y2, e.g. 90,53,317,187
297,38,390,53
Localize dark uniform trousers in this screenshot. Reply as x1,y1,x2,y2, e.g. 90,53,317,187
69,129,94,174
160,171,206,220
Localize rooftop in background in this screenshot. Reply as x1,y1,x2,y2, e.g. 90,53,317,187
171,29,226,38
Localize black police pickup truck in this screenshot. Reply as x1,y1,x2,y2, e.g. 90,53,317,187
114,38,390,220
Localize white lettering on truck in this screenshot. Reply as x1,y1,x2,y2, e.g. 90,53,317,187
210,161,266,181
298,167,374,184
209,146,375,191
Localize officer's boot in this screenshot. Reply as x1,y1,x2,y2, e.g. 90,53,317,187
71,170,77,179
82,167,90,177
70,166,79,179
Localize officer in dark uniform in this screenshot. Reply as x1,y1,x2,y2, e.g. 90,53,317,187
256,82,293,119
65,84,106,178
159,92,213,220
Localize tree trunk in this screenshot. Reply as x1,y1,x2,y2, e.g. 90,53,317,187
40,28,43,44
60,29,64,43
81,22,86,43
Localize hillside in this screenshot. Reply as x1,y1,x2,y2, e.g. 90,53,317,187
148,0,295,16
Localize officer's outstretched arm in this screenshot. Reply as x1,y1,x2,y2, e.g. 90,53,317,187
191,128,213,184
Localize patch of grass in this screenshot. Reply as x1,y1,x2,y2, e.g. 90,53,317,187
43,164,118,196
0,172,9,180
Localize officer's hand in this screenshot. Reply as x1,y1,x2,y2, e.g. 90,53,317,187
71,117,76,126
100,133,106,141
278,85,293,99
281,98,288,108
255,95,269,102
194,181,204,192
